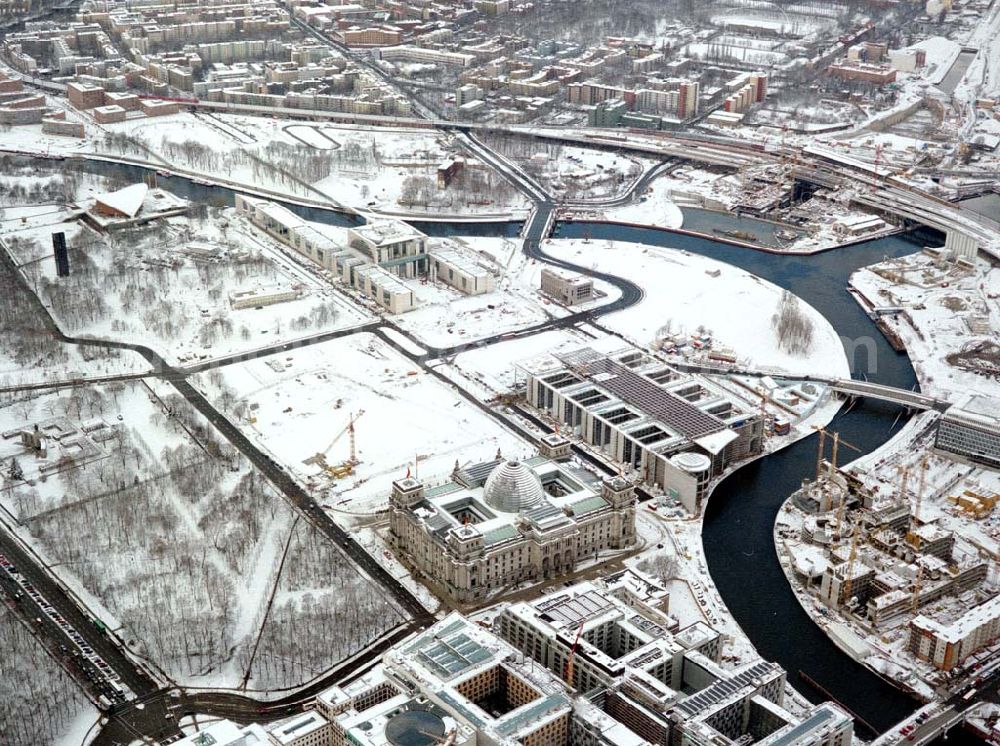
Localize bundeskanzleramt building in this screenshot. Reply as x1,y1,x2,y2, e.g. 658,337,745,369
520,347,765,514
388,455,637,603
235,195,496,312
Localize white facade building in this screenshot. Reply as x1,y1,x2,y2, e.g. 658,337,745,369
520,347,764,513
909,595,1000,670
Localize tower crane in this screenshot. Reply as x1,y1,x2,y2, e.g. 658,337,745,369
841,514,864,610
812,426,861,480
911,562,924,615
304,409,365,477
897,463,910,504
564,621,586,688
906,457,930,550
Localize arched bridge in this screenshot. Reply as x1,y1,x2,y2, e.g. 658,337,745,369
830,379,950,412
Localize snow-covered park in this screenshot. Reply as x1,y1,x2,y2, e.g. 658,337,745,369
543,238,850,377
0,380,405,689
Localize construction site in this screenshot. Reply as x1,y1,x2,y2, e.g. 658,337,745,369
776,419,1000,700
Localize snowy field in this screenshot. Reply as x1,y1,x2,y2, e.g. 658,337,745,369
0,380,403,689
542,238,850,377
683,41,787,66
563,176,684,230
912,36,962,86
194,332,531,515
0,605,98,746
851,251,1000,399
241,518,408,691
0,107,530,218
2,197,370,367
0,237,150,388
479,136,653,203
389,235,618,349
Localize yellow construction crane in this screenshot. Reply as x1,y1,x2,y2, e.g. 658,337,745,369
841,514,864,609
906,457,930,550
812,426,861,479
915,457,929,522
303,409,365,477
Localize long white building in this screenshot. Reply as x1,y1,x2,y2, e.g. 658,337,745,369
519,347,765,513
235,195,495,313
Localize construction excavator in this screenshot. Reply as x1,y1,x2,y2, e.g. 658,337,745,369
303,409,365,478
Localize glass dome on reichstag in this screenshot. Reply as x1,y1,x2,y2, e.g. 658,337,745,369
482,460,545,513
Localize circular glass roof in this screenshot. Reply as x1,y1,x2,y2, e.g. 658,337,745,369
385,710,446,746
482,460,544,513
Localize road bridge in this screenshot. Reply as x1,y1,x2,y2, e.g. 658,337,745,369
869,660,1000,746
830,379,948,411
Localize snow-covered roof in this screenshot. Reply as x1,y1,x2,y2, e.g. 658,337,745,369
94,183,148,218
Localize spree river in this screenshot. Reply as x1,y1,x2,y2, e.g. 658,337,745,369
25,155,983,740
556,220,927,732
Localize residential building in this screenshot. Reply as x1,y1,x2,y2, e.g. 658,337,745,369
908,595,1000,671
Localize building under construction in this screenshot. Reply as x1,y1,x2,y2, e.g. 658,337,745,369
788,433,989,630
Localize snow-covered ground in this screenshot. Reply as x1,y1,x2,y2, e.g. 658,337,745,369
0,379,402,689
0,604,99,746
563,176,685,231
2,197,371,367
0,108,531,218
542,238,850,378
851,250,1000,399
913,36,962,86
193,332,531,516
389,235,618,349
479,138,652,202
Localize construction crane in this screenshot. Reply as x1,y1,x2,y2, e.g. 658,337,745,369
911,563,924,615
897,464,910,504
303,409,365,477
841,514,864,609
564,621,585,688
812,426,862,476
906,457,930,550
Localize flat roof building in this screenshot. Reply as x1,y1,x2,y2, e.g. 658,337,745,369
908,595,1000,671
540,267,595,305
519,347,764,513
934,395,1000,469
319,613,587,746
493,578,851,746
